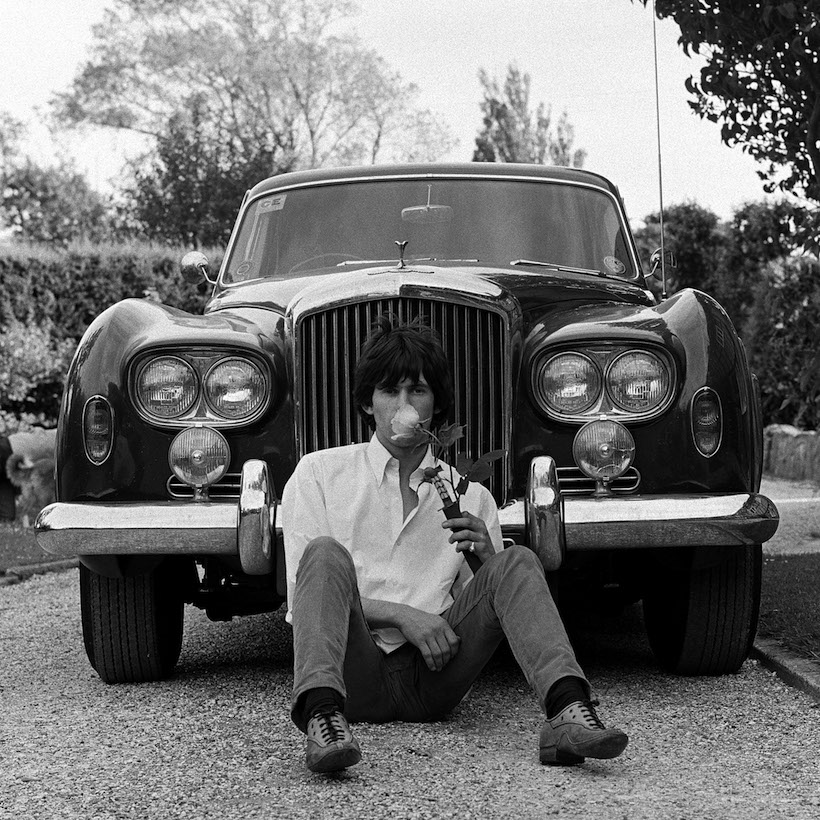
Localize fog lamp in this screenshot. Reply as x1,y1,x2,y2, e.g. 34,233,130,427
572,418,635,494
168,426,230,493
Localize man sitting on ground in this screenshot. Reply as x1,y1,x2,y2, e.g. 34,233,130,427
282,318,628,773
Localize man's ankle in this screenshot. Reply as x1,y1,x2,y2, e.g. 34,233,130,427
300,687,345,724
545,676,589,719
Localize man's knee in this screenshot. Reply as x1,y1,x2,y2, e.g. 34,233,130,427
301,536,355,574
498,543,543,568
487,544,545,579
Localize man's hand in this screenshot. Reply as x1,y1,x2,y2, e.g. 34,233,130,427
361,598,461,672
442,511,495,564
398,608,461,672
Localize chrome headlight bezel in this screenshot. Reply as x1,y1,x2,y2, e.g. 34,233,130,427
531,344,676,423
130,348,272,428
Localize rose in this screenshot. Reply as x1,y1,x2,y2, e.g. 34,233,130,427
389,405,430,444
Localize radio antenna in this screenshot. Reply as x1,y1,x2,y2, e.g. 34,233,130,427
652,0,668,299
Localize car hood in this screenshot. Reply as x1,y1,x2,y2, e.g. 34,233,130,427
207,263,653,322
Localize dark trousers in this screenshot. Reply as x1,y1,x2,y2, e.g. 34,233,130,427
290,538,588,731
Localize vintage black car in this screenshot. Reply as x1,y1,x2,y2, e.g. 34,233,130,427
36,163,779,683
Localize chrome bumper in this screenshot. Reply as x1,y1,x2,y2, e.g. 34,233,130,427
36,457,779,573
36,460,278,576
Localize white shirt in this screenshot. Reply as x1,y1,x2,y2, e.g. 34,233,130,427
281,435,503,653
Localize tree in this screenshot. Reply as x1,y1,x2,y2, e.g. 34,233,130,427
51,0,453,170
123,95,293,246
721,200,806,328
472,65,586,167
634,1,820,244
633,202,726,299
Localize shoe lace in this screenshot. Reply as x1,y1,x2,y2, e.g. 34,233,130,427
313,711,347,743
577,699,606,729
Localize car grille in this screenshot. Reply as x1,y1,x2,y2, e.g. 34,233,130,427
556,466,640,495
295,297,510,502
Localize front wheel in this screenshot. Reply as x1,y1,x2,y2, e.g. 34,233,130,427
642,544,762,675
80,560,187,683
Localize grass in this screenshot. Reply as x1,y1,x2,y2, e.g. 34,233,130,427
0,521,45,570
758,553,820,665
3,521,819,671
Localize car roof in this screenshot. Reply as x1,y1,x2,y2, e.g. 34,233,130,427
248,162,621,198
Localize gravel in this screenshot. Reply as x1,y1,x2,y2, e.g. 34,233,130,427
2,571,820,820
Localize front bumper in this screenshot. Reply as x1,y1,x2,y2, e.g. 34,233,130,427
36,457,780,573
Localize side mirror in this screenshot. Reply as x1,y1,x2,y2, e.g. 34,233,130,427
649,248,677,279
181,251,216,285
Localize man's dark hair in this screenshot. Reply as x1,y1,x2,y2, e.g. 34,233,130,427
353,316,453,429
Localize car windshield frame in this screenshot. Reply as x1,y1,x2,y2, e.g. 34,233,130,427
219,174,641,286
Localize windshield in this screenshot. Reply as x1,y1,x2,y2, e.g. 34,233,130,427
223,177,637,284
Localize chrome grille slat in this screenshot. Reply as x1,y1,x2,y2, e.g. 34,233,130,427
167,473,242,499
296,299,509,502
556,466,640,496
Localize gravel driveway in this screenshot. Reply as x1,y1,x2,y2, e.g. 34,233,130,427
2,571,819,820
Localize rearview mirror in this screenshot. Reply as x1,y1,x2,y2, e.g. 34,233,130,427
401,204,453,224
181,251,216,285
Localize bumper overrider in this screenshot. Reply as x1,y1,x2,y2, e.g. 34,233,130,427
35,457,780,574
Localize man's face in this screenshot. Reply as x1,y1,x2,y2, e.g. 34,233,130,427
363,373,437,456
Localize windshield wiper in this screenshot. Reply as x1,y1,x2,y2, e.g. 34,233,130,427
511,259,601,276
337,257,479,267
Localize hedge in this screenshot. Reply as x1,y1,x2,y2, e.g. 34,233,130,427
0,241,218,341
744,255,820,431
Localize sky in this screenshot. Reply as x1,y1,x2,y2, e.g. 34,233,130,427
0,0,773,225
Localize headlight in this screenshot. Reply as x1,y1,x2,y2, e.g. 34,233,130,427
204,358,266,419
606,351,671,413
168,427,230,488
136,356,198,419
533,353,602,414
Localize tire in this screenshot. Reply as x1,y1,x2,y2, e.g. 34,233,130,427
642,544,762,675
80,560,186,683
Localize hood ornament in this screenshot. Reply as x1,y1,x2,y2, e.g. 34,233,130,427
394,240,408,269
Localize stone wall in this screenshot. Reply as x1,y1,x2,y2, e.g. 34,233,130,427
764,425,820,484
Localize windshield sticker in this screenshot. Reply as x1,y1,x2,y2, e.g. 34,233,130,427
258,194,287,212
603,256,626,275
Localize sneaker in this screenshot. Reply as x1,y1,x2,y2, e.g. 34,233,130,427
539,700,628,765
305,710,362,773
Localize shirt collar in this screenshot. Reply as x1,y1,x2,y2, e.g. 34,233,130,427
366,434,437,486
